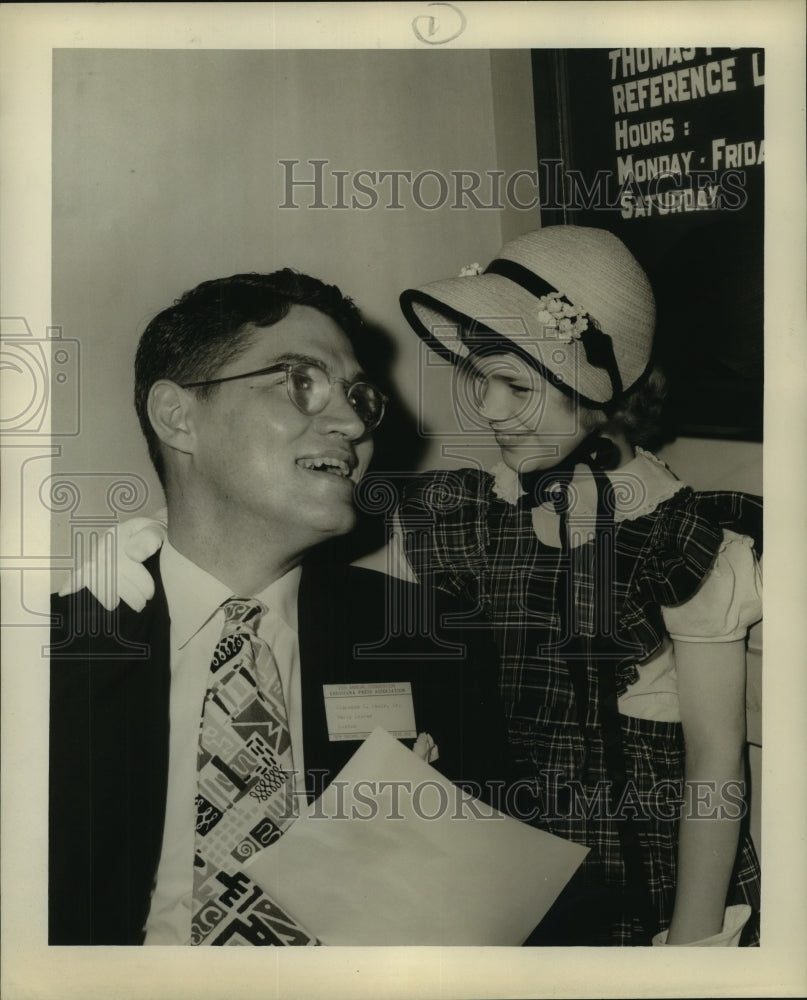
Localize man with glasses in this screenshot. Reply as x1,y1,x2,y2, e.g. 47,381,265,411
49,270,514,946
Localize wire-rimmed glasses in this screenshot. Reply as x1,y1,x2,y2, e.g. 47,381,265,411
180,361,387,433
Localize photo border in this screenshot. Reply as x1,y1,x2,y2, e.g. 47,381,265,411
2,3,805,998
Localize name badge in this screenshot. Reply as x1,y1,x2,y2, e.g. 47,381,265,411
323,682,417,742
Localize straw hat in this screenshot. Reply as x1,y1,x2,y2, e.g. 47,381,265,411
399,226,656,408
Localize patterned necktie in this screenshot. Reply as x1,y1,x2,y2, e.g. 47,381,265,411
191,597,317,946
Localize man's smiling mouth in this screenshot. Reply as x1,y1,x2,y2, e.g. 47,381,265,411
296,456,353,479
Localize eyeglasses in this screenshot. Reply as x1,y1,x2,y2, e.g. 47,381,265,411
180,362,387,433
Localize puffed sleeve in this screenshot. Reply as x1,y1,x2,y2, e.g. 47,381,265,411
619,490,762,658
661,530,762,642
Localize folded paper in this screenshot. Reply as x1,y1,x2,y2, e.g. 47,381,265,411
245,727,588,945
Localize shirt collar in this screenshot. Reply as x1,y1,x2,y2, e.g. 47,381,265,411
159,540,301,651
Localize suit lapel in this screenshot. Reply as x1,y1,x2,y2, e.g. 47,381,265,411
297,561,412,799
50,552,173,944
297,560,345,801
114,554,172,939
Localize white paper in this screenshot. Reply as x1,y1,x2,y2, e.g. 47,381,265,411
245,727,588,945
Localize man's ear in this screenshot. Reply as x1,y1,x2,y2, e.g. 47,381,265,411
147,380,197,456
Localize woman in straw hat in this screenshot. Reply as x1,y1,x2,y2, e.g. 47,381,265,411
395,225,761,946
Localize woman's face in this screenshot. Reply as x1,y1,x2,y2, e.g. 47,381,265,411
462,352,597,473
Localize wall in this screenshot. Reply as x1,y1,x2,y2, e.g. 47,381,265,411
51,49,538,558
658,438,762,494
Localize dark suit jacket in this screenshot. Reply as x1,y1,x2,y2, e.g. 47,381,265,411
49,554,514,944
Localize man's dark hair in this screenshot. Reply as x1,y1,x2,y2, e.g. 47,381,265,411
134,269,370,485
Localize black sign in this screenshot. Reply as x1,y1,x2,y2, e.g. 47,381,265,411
532,48,764,441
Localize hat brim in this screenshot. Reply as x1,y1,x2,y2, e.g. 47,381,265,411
400,273,615,407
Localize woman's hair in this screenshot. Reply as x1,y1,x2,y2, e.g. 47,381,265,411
573,365,670,470
596,365,671,448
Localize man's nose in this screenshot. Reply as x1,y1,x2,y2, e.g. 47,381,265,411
317,384,367,440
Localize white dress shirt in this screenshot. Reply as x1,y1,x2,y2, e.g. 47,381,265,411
143,541,304,945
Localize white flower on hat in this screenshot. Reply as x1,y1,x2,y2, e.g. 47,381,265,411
535,291,590,343
458,262,484,277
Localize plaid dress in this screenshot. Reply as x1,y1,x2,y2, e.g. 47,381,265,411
397,463,762,946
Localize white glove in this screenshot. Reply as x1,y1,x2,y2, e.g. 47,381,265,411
412,732,439,763
652,903,751,947
57,509,167,612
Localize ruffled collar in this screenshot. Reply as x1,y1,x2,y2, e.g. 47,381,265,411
490,447,686,523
